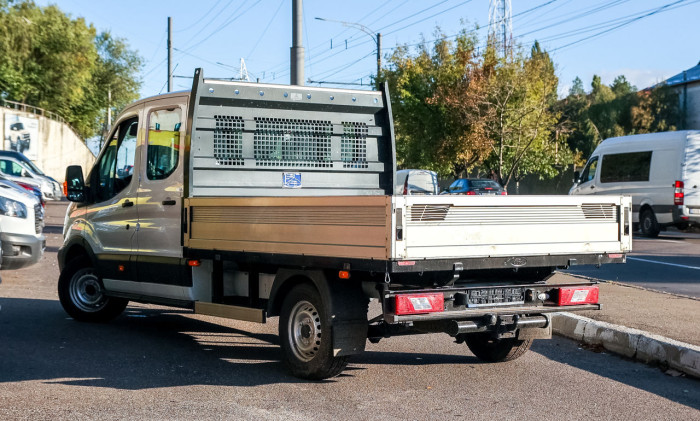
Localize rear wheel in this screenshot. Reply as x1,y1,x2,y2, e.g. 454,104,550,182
279,283,348,380
58,257,128,322
465,333,532,362
640,209,660,238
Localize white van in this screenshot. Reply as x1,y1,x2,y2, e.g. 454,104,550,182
570,130,700,237
395,169,439,195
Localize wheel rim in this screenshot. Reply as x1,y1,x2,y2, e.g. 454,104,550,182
642,214,652,232
287,300,322,362
69,268,108,313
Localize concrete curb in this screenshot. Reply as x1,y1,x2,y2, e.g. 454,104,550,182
551,312,700,378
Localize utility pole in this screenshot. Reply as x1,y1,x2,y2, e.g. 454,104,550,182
167,17,173,92
290,0,304,85
376,33,382,88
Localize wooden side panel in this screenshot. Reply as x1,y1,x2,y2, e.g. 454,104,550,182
185,196,391,260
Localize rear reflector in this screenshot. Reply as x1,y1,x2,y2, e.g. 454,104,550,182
395,293,444,315
608,253,623,259
557,286,599,306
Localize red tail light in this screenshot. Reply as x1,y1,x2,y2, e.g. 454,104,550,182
395,293,444,315
674,180,684,205
557,286,599,306
465,190,476,195
501,191,508,195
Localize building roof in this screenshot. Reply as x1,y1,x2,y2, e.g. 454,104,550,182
665,61,700,87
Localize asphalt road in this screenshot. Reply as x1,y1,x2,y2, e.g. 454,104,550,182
0,202,698,420
563,230,700,298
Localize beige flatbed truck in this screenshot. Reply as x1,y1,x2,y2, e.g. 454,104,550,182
59,69,632,379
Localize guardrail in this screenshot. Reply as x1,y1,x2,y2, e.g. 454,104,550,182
1,99,67,124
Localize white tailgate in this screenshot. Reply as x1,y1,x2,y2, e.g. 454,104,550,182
393,195,632,260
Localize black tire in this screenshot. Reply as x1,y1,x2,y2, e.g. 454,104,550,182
640,209,660,238
279,283,348,380
58,257,128,322
465,332,532,362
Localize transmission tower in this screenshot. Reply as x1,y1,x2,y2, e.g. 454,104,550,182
239,58,250,82
488,0,513,58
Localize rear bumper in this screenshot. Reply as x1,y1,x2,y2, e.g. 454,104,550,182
0,232,45,270
382,281,601,324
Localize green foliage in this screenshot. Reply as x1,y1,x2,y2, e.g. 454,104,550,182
0,1,142,138
558,74,680,163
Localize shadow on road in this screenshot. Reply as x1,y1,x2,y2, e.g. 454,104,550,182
0,297,305,388
533,338,700,410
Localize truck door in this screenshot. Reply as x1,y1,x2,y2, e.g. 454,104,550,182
134,99,187,289
87,115,140,281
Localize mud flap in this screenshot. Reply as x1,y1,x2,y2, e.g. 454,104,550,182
328,278,368,357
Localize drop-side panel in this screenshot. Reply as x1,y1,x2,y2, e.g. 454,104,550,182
186,196,391,260
394,195,632,260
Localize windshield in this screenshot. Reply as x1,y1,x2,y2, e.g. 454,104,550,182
22,158,45,175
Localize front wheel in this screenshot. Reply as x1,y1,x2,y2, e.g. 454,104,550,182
279,283,347,380
58,257,128,322
464,333,532,362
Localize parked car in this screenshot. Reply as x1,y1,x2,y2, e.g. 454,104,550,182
0,151,62,199
395,169,439,195
569,130,700,236
0,155,61,200
0,173,44,211
0,176,44,270
444,178,507,195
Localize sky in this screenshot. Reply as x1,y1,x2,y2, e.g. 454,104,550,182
36,0,700,99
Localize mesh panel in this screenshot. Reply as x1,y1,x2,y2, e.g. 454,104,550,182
254,118,332,167
214,115,244,166
341,122,368,168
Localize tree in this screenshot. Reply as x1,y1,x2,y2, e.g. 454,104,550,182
479,41,571,188
558,74,680,162
0,1,142,138
381,29,492,176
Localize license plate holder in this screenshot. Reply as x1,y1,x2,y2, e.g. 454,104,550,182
466,287,525,307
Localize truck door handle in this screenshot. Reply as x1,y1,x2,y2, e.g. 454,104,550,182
122,200,134,208
162,199,176,206
590,185,595,189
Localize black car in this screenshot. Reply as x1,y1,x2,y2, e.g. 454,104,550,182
444,178,507,195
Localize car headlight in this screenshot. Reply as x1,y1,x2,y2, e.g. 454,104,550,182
0,196,28,218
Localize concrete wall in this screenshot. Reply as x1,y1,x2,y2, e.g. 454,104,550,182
0,107,95,182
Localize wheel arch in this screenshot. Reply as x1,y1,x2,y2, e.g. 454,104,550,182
58,237,97,272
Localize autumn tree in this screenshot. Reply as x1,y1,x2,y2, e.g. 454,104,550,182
380,29,492,176
0,1,142,138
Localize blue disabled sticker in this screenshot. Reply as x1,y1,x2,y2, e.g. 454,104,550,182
283,172,302,188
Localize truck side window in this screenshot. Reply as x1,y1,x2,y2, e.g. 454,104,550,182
579,156,598,183
93,117,138,202
146,108,181,180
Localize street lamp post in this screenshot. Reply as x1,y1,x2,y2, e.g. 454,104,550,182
315,17,382,90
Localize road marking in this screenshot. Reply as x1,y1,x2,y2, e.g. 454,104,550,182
627,256,700,270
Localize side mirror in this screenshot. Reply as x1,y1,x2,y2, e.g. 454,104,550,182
65,165,86,202
573,171,580,184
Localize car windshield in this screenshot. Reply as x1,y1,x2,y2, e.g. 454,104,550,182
470,180,502,189
22,159,44,175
